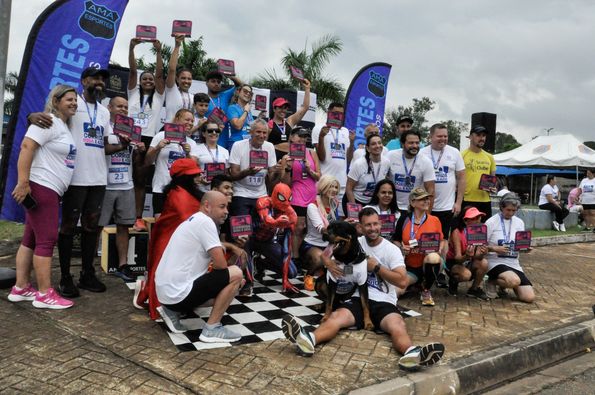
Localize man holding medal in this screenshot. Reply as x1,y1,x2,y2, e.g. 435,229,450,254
28,67,130,297
420,123,466,239
387,130,436,217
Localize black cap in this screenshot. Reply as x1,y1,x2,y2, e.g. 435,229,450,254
205,70,224,81
470,125,487,135
81,67,109,80
290,127,310,136
396,114,414,125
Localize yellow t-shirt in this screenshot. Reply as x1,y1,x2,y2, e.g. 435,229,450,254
462,148,496,202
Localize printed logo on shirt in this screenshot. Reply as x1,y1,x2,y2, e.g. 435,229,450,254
435,166,449,183
584,185,594,193
82,122,104,148
110,149,131,166
167,151,185,169
367,273,388,293
330,142,346,159
363,182,376,197
65,144,77,169
336,278,356,295
466,158,490,173
394,174,416,192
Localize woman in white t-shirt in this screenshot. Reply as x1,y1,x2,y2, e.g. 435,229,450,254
9,85,78,310
538,175,569,231
579,169,595,229
145,109,199,216
164,35,194,122
485,193,535,303
301,175,340,291
345,134,390,209
195,122,230,192
128,38,165,231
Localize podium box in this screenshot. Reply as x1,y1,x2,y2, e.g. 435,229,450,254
100,227,148,275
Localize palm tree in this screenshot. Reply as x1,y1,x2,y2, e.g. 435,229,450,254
251,34,345,111
136,36,218,81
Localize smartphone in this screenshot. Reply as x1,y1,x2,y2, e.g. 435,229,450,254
22,194,37,210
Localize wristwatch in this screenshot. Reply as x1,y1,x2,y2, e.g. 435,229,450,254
373,264,381,274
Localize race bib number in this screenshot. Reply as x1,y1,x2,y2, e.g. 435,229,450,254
330,142,345,159
135,112,150,128
167,150,185,169
108,168,130,184
394,174,415,192
435,166,449,183
82,123,104,148
247,174,264,186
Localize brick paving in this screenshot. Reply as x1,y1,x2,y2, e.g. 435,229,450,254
0,241,594,394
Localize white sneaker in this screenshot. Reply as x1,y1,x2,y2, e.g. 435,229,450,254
559,223,566,232
552,221,560,231
485,280,498,299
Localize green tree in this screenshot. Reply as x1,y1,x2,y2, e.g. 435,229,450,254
3,71,18,117
251,34,345,110
583,141,595,150
382,97,435,144
136,36,217,81
495,132,521,153
440,119,468,149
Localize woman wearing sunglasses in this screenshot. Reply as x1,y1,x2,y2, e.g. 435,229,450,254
225,84,254,151
194,122,230,192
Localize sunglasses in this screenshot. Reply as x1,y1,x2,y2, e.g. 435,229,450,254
241,89,253,96
206,129,220,134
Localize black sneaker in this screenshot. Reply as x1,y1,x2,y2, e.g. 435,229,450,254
114,265,135,282
238,282,253,298
467,287,489,300
436,272,448,288
58,274,80,298
447,277,458,296
78,271,106,293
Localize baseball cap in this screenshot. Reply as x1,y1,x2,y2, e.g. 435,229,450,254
470,125,487,135
272,97,290,108
396,114,414,125
290,127,310,136
463,207,486,219
409,187,433,202
169,158,202,177
81,67,109,80
205,70,224,81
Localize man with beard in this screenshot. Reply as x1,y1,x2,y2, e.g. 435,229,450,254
28,67,128,297
387,130,435,216
462,125,496,219
281,208,445,370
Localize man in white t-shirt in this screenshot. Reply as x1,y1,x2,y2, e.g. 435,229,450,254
420,123,466,239
312,102,355,216
229,119,279,217
282,208,445,370
485,193,535,303
388,130,436,215
155,191,244,341
99,97,146,282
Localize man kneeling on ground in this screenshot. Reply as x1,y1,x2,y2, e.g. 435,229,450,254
155,191,244,342
282,208,445,370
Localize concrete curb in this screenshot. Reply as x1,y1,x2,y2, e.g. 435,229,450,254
532,232,595,247
350,319,595,395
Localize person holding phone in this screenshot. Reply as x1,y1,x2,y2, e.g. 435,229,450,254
145,109,200,216
345,134,391,210
392,188,446,307
445,206,489,299
484,193,535,302
9,85,78,309
267,79,311,160
128,37,165,232
225,84,254,150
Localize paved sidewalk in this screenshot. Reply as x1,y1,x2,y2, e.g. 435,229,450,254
0,241,594,394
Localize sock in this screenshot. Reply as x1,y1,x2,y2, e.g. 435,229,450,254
80,231,97,275
37,291,47,297
14,285,24,291
58,233,74,277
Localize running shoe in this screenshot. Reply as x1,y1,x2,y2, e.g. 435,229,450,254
199,324,241,343
32,288,74,309
421,289,435,306
303,275,315,291
8,283,37,302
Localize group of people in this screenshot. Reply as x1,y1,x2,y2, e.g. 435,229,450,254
9,34,593,371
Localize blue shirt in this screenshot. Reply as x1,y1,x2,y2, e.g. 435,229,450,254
225,103,253,150
205,86,236,149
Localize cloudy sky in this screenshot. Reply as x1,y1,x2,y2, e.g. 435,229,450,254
6,0,595,143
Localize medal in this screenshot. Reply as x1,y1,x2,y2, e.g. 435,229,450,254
343,265,353,275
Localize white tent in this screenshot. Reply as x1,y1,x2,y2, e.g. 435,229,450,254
494,134,595,167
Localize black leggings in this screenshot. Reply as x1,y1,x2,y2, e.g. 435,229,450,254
539,203,569,223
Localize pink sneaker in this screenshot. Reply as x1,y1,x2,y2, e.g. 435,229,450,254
32,288,74,309
8,284,38,302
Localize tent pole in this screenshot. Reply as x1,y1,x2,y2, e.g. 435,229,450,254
576,165,579,184
530,173,533,205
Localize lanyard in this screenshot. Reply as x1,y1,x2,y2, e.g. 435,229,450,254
500,214,512,242
209,95,221,109
402,153,417,177
205,144,219,163
82,95,97,128
140,94,150,112
430,149,444,170
275,120,285,134
329,128,340,145
410,213,427,240
180,90,191,110
369,160,382,183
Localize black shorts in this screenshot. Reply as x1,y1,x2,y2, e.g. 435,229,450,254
342,298,400,329
461,201,492,221
292,205,308,217
431,210,454,239
583,204,595,210
61,185,106,232
487,264,532,286
164,269,230,313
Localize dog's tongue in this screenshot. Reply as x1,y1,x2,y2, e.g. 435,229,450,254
323,245,333,258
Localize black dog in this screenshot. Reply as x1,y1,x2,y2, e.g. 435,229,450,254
316,221,374,331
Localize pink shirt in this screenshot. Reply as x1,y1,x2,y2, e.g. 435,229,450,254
291,149,317,208
568,187,580,208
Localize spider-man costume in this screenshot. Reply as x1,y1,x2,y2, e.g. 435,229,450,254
253,183,299,292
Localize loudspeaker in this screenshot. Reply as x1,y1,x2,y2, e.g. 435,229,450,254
471,112,496,153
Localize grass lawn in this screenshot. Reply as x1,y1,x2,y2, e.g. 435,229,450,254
531,226,585,238
0,220,24,241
